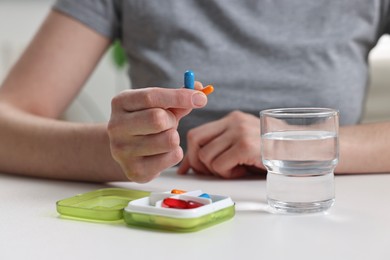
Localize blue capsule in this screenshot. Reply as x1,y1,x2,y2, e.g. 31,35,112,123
184,70,195,89
199,193,211,199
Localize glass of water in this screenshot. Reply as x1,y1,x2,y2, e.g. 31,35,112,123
260,108,339,213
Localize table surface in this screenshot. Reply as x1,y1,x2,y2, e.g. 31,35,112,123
1,168,389,260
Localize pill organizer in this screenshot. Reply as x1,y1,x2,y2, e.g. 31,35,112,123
56,188,235,232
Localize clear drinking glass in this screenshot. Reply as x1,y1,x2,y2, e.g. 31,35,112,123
260,108,339,213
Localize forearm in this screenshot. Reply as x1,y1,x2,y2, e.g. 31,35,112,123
0,103,126,182
336,122,390,174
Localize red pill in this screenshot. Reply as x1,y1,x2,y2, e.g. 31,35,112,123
186,200,204,209
162,198,188,209
162,198,204,209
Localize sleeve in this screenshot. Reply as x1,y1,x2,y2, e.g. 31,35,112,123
381,1,390,35
52,0,121,41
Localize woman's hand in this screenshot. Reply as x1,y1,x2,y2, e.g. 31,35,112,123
108,86,207,183
178,110,265,179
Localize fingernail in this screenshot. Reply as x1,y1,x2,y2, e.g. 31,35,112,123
192,92,207,107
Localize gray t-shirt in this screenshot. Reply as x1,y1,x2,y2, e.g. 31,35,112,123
53,0,390,149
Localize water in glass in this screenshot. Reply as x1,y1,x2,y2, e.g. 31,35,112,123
262,130,338,213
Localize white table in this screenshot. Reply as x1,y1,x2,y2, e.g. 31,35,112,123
1,168,389,260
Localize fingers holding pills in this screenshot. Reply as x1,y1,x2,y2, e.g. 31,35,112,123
107,71,215,183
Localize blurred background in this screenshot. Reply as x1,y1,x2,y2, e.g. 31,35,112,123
0,0,129,123
0,0,389,123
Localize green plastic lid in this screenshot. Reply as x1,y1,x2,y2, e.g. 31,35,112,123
56,188,150,222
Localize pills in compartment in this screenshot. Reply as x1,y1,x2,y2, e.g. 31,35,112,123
199,193,211,199
186,200,204,209
151,189,214,210
171,189,186,194
162,198,204,209
162,198,189,209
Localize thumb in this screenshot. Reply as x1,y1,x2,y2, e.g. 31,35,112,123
191,91,208,107
170,91,208,120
